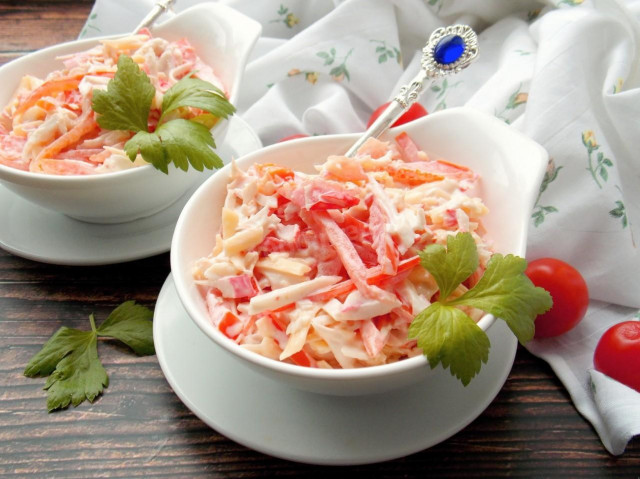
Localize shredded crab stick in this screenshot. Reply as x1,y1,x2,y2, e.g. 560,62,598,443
0,30,226,175
193,133,493,369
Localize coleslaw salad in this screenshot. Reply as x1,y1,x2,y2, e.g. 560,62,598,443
193,133,494,369
0,29,225,175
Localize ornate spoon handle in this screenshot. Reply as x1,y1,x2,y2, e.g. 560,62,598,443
133,0,177,33
345,24,479,157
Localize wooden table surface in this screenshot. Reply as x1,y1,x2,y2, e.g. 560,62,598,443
0,1,638,477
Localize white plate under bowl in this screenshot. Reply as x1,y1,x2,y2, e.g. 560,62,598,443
0,117,261,265
154,274,518,465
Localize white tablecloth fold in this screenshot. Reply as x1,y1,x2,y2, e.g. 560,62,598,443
82,0,640,455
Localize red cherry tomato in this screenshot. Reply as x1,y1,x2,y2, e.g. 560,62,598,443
366,102,428,129
524,258,589,338
594,321,640,392
277,134,309,143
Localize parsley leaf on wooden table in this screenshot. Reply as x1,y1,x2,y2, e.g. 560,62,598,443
24,301,154,412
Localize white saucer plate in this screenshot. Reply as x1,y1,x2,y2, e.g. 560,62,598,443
154,275,518,465
0,117,262,266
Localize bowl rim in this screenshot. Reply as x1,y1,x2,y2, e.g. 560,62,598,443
0,2,259,184
171,106,549,382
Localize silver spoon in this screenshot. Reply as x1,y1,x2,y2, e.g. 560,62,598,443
133,0,177,33
345,24,479,157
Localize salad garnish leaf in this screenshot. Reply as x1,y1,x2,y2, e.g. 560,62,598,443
125,119,222,174
160,77,236,122
446,253,549,344
91,55,234,174
418,232,478,300
92,55,155,133
409,232,552,385
24,301,154,412
409,302,490,385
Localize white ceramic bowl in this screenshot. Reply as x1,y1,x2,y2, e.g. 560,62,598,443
0,3,261,224
171,107,549,396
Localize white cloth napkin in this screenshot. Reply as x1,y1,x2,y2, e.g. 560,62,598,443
80,0,640,455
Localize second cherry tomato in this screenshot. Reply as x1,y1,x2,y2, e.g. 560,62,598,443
524,258,589,338
366,102,428,128
594,321,640,393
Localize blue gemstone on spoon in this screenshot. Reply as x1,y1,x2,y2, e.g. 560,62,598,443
433,34,465,65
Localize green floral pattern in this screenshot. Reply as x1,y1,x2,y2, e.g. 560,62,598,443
495,84,528,124
532,158,563,227
79,13,101,38
285,46,354,86
270,4,299,28
427,0,444,12
370,40,402,65
609,187,627,229
582,130,613,189
316,47,353,81
609,200,627,228
430,78,461,111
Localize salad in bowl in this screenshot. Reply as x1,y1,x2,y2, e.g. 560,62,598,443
0,3,261,223
1,28,229,175
172,107,552,396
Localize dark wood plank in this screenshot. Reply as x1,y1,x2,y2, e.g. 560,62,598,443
0,1,93,57
0,3,638,477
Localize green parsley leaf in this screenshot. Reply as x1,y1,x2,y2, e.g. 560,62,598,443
24,319,108,412
418,233,478,300
448,253,553,344
24,302,155,412
43,329,108,412
409,232,552,385
409,302,490,386
97,300,154,355
92,55,155,133
24,326,98,378
90,55,234,174
160,77,235,123
125,119,223,174
123,130,166,171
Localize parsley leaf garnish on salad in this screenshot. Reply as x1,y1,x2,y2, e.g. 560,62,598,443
160,77,236,122
24,301,154,412
91,55,235,174
409,232,552,385
92,55,155,133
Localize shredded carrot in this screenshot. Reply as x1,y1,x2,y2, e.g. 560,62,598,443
35,112,99,163
388,166,444,185
436,158,472,172
14,75,84,118
13,72,116,120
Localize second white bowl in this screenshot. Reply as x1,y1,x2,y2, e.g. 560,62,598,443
0,3,261,223
171,107,549,396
